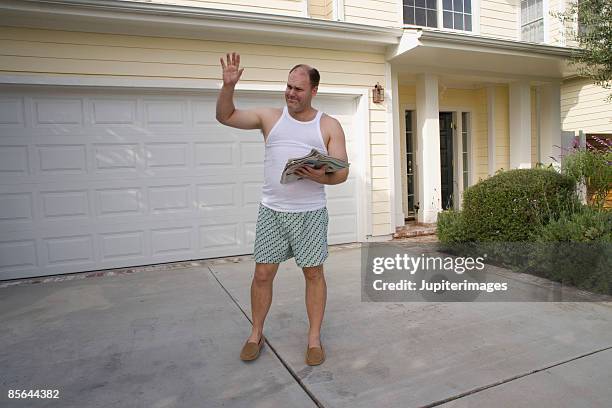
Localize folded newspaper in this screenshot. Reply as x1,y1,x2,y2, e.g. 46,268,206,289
280,149,350,184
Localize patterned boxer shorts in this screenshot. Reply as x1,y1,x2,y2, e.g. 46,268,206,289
253,203,329,268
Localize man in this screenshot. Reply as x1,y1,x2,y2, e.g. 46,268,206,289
216,52,349,366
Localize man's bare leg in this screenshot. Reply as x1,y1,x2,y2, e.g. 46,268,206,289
303,264,326,348
247,262,279,343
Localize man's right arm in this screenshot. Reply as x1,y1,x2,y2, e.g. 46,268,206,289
215,52,264,130
216,84,263,130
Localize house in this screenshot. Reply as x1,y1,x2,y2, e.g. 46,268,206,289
0,0,608,280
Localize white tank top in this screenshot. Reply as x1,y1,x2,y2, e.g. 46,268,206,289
261,106,328,212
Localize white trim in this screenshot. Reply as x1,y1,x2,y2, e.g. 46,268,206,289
387,63,403,228
302,0,309,18
517,0,523,42
0,74,357,96
401,103,417,220
0,0,400,51
333,0,345,21
418,29,572,55
473,0,481,35
356,89,372,240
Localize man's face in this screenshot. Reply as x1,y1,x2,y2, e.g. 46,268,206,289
285,69,317,112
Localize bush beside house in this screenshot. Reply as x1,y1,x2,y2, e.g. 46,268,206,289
437,159,611,295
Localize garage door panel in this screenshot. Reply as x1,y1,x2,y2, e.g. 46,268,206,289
94,143,141,173
0,191,34,225
0,238,38,279
33,97,84,127
0,87,361,279
329,214,358,244
91,98,138,126
195,141,237,168
0,144,29,175
37,143,88,175
100,230,146,261
144,142,191,169
0,97,26,126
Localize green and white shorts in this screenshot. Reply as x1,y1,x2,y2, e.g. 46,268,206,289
253,203,329,268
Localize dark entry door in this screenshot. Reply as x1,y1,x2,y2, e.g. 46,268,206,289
439,112,453,210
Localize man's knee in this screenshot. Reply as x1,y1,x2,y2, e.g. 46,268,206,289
254,263,278,283
302,265,324,280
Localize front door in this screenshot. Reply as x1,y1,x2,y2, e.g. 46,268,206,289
439,112,454,210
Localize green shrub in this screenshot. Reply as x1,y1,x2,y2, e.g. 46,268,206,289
520,207,612,295
436,209,471,243
561,147,612,211
461,168,579,242
529,205,612,242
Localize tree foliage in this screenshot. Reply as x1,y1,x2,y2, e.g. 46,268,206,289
555,0,612,100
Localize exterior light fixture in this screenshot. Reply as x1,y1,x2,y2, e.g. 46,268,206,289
373,82,384,103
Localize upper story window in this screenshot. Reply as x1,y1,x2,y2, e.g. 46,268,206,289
442,0,472,31
403,0,438,28
521,0,544,42
403,0,473,32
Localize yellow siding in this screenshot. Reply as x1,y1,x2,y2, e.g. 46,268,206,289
343,0,400,28
548,0,565,46
561,78,612,133
309,0,333,19
121,0,305,17
480,0,518,40
494,85,510,172
0,26,392,236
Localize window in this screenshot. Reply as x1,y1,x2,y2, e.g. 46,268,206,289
461,112,470,190
521,0,544,43
403,0,438,28
403,0,473,31
442,0,472,31
405,111,417,219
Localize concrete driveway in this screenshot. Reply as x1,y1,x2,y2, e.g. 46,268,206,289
1,242,611,408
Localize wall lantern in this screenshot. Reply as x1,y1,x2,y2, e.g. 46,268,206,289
373,82,384,104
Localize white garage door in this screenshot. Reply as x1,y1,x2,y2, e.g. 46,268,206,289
0,86,361,280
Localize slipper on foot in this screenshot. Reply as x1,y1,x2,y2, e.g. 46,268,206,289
240,335,265,361
306,343,325,366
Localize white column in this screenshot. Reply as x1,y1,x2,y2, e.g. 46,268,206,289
387,64,404,227
416,73,441,224
539,82,562,171
509,81,532,169
487,86,496,176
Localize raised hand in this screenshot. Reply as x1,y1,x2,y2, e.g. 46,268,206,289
220,52,244,87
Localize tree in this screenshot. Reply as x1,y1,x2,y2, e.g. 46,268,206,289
555,0,612,101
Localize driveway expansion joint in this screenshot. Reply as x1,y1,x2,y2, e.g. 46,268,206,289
420,344,612,408
206,264,327,408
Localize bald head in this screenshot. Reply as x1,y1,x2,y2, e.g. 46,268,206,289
289,64,320,89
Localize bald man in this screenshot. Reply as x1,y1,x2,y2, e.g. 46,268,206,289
216,52,349,366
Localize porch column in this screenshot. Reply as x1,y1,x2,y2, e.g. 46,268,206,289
539,82,562,171
509,81,532,169
416,73,441,223
487,86,496,176
387,64,404,228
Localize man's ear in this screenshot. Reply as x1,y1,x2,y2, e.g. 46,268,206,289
311,86,318,97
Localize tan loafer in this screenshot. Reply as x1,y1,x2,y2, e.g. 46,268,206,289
306,343,325,366
240,335,265,361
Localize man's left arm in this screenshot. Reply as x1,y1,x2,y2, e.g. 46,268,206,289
295,116,349,185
